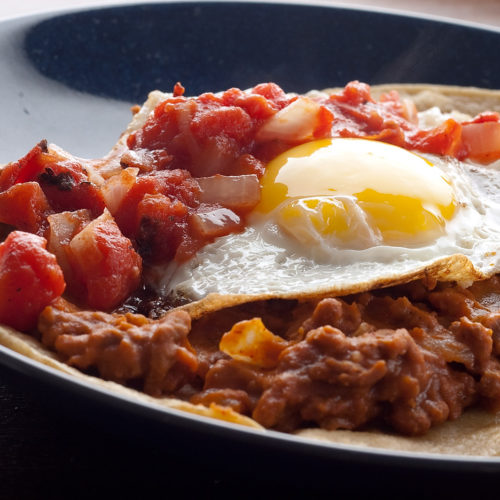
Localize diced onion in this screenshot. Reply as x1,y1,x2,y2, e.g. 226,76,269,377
190,208,241,238
461,121,500,163
47,209,92,278
101,167,138,215
69,210,114,270
255,97,322,142
402,98,418,124
197,174,261,211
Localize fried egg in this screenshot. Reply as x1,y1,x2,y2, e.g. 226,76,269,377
157,134,500,309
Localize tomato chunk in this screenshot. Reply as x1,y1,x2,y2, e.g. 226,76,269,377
0,231,65,331
0,140,105,216
67,211,142,310
410,119,465,157
0,182,52,234
135,193,188,263
126,83,294,177
0,141,47,191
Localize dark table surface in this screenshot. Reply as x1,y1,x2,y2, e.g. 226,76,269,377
2,359,500,500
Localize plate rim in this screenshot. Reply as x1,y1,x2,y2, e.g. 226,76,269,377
3,341,500,470
2,0,500,35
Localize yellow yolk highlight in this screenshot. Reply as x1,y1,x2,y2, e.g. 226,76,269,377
255,138,456,248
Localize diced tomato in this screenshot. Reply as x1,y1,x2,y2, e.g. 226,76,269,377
379,90,418,124
113,169,199,239
127,98,195,152
313,105,335,139
410,119,465,157
113,176,160,237
173,82,185,97
0,141,47,192
222,90,280,121
251,82,292,109
126,83,294,177
230,153,265,177
40,173,105,216
327,83,407,141
0,141,105,216
336,80,373,106
67,210,142,310
0,141,82,186
363,126,406,148
191,106,253,142
135,193,188,263
0,231,65,331
0,182,52,234
465,111,500,124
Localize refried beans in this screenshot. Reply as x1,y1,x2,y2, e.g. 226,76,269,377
38,276,500,436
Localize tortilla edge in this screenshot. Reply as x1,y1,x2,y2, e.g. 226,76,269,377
0,325,263,430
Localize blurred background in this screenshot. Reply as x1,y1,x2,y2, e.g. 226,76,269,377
1,0,500,27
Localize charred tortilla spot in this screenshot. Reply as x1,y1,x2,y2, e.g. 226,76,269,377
39,167,76,191
137,216,155,259
38,139,49,153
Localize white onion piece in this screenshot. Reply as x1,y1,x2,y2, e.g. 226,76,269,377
47,210,92,251
197,174,261,211
47,209,92,275
69,210,115,270
190,208,241,238
461,121,500,162
255,97,322,142
101,167,138,215
402,97,418,125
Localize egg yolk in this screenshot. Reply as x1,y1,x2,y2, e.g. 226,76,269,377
255,138,456,249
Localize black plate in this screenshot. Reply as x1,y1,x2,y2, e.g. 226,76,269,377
1,0,500,473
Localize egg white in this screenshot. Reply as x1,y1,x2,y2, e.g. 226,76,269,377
155,151,500,302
